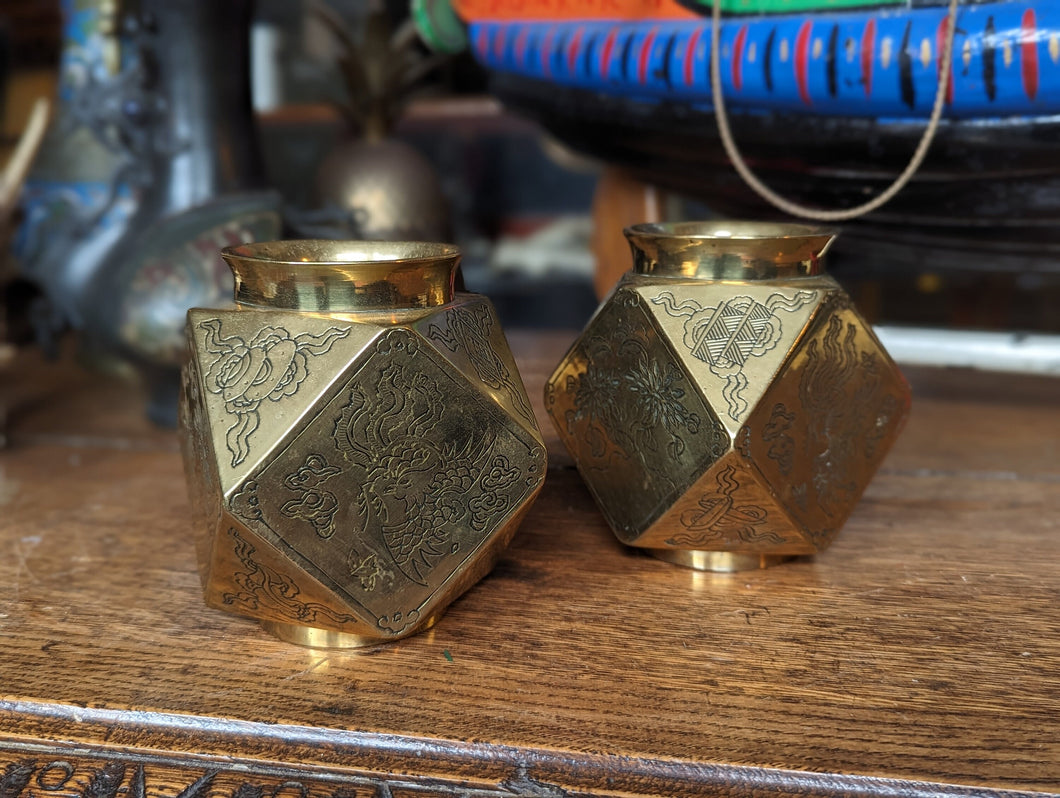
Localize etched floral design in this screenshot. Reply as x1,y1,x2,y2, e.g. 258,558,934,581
566,306,704,462
567,355,626,460
199,319,350,467
626,356,702,457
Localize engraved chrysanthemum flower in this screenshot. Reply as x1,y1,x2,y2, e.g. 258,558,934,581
625,355,701,455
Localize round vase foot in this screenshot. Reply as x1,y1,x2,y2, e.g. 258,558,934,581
646,549,793,572
260,616,437,648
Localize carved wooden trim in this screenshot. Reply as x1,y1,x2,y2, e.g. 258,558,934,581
0,720,1046,798
0,748,510,798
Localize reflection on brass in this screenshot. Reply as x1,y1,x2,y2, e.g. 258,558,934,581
98,0,122,75
546,222,910,572
179,240,546,646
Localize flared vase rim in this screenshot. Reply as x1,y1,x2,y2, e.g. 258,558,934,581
221,239,461,269
624,221,838,242
220,239,460,312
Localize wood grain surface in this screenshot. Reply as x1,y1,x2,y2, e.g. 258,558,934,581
0,331,1058,797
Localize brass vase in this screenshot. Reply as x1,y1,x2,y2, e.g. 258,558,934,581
546,222,910,571
179,240,546,646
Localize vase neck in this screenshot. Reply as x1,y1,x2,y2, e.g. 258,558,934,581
221,240,460,312
625,222,836,281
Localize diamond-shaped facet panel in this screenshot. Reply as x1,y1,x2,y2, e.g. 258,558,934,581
747,293,911,549
225,328,545,636
546,288,728,543
185,292,546,644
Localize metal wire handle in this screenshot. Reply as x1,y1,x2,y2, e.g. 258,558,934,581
709,0,960,221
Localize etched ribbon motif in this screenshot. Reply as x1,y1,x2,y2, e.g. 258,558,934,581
667,464,785,547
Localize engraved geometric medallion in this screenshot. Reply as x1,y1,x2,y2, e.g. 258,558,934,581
644,284,819,427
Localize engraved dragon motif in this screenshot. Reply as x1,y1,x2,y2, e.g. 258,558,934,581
332,347,518,586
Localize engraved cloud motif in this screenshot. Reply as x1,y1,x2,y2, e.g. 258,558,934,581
222,528,358,625
280,454,342,538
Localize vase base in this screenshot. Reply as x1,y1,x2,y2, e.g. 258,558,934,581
260,616,438,649
646,549,793,572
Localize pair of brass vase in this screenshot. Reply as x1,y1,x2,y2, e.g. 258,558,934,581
179,224,910,647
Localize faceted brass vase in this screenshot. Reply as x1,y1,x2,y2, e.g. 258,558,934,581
179,241,546,646
545,222,911,572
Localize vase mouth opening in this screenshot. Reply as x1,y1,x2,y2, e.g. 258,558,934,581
223,239,460,267
221,239,460,312
624,221,837,280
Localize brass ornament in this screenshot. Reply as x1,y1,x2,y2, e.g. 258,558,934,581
180,240,546,646
546,222,910,571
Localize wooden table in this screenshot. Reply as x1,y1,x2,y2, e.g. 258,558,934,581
1,332,1058,797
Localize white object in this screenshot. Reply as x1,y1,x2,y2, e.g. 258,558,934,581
251,22,284,113
874,326,1060,376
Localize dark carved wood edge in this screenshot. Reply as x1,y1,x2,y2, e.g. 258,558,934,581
1,702,1054,798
